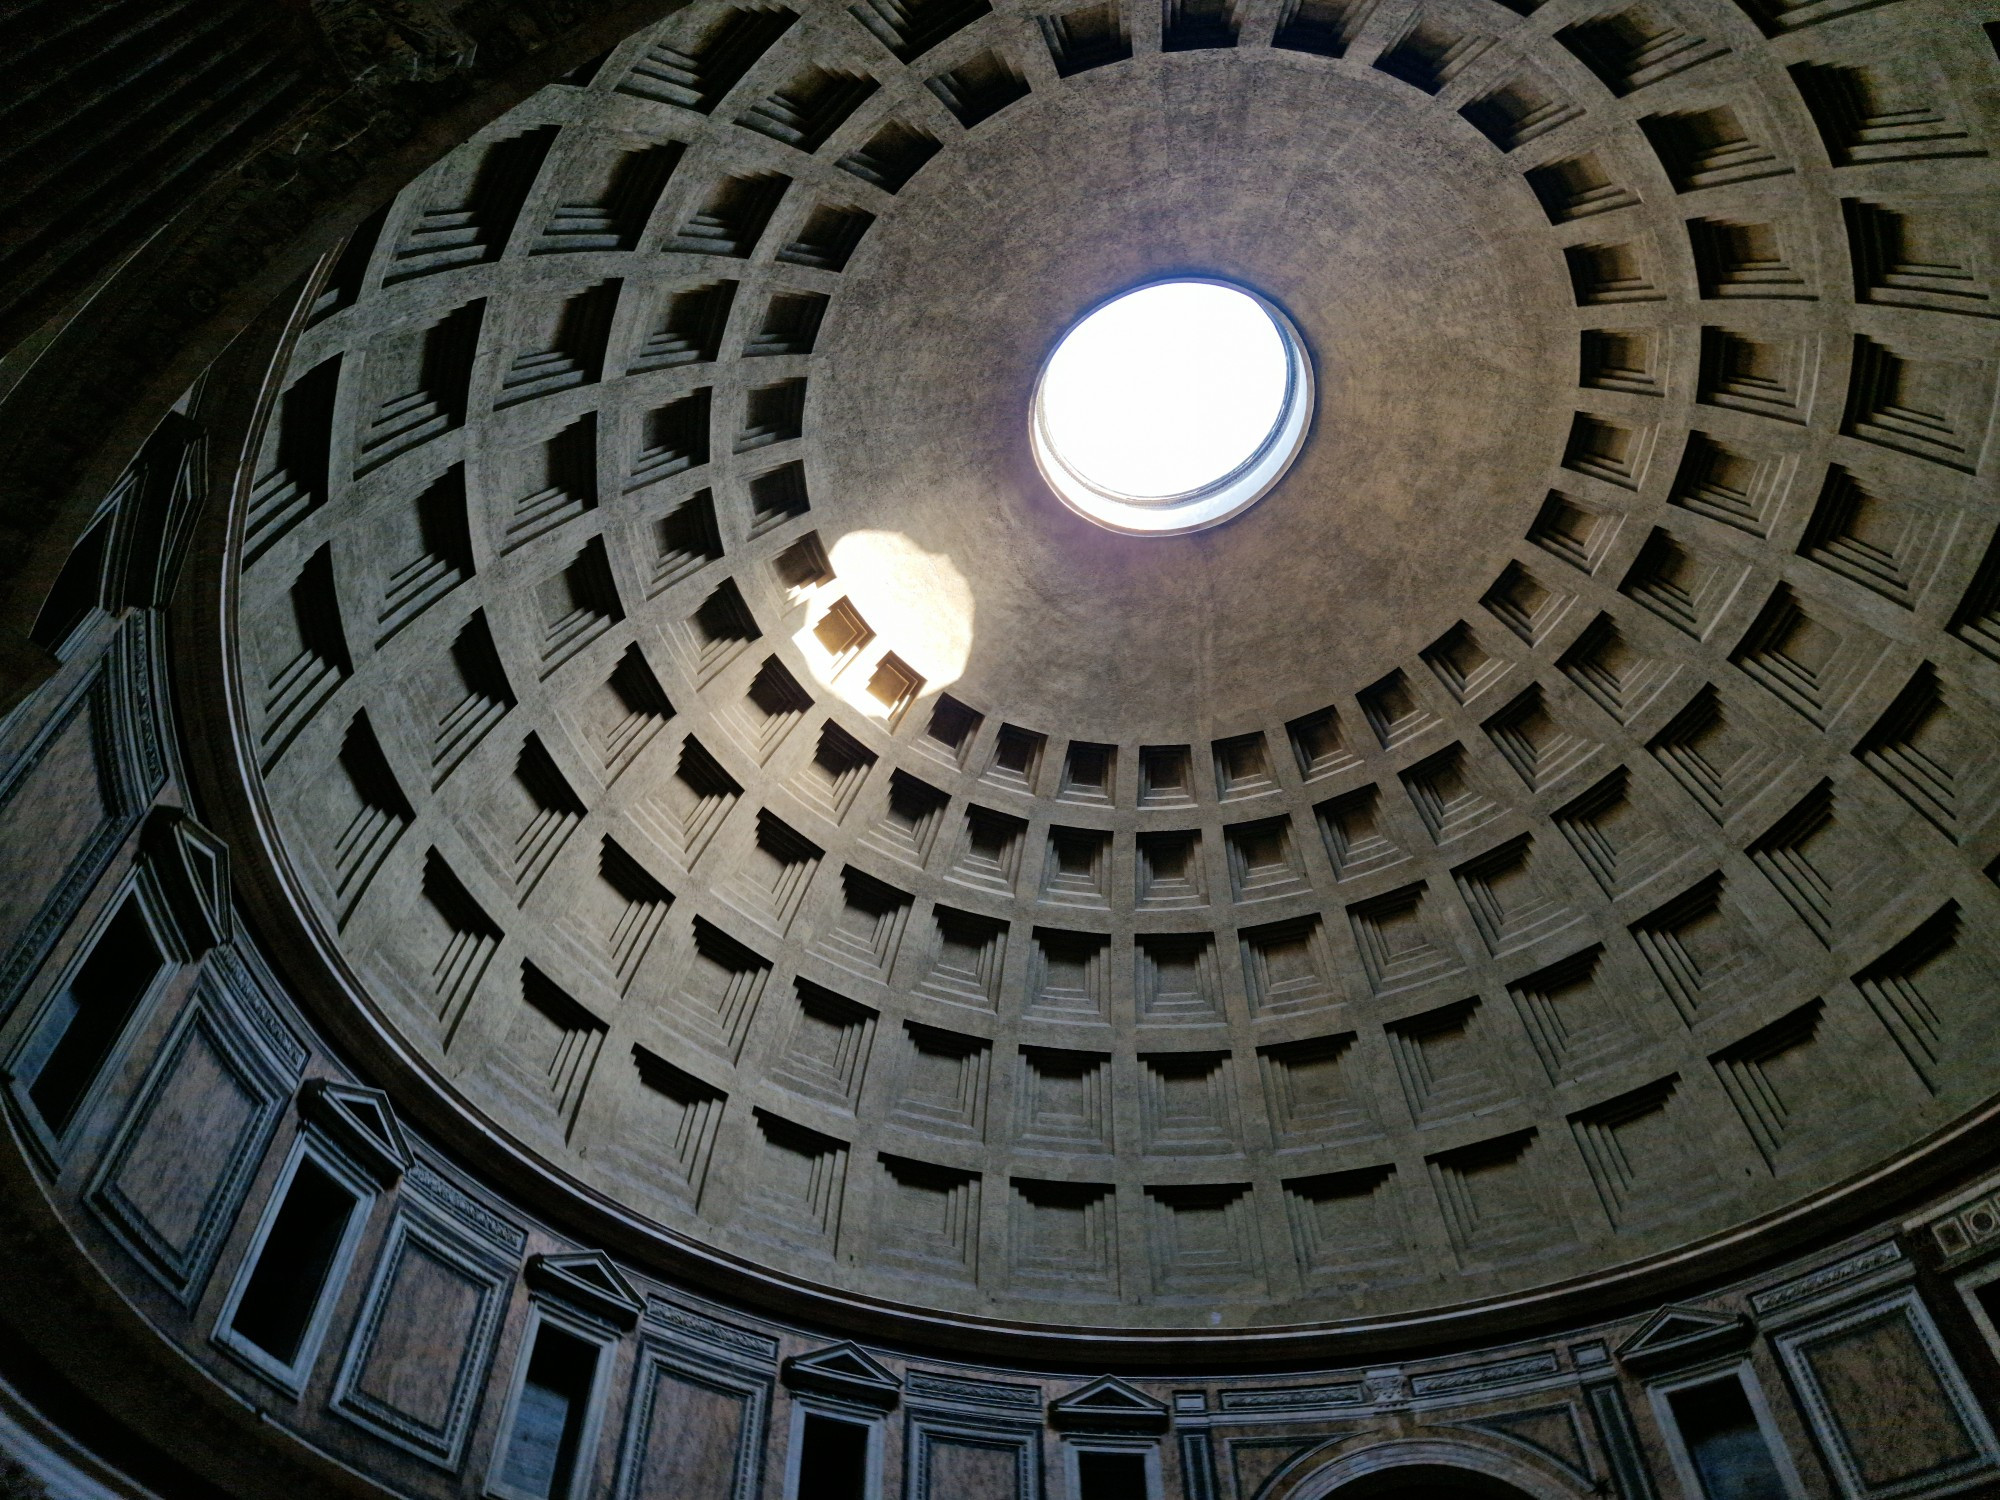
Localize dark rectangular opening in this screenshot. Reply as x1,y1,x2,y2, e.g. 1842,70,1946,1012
499,1324,601,1498
18,898,164,1135
1977,1279,2000,1333
1078,1449,1150,1497
29,510,111,652
228,1156,360,1365
799,1413,870,1500
1668,1375,1788,1500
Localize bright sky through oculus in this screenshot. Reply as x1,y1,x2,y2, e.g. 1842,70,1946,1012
1037,281,1290,500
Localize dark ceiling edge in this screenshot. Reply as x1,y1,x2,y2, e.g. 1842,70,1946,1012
163,282,2000,1373
0,0,696,722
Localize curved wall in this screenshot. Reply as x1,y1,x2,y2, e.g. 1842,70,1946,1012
1,0,1999,1497
3,636,2000,1492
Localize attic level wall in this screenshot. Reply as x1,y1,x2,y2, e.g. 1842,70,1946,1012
6,0,2000,1491
3,430,2000,1499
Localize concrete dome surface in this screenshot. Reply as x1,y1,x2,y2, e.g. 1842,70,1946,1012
0,0,1998,1496
232,0,2000,1340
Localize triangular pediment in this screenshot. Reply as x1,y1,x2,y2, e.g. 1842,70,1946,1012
140,806,231,957
1616,1304,1752,1374
297,1079,411,1184
526,1251,644,1329
782,1342,902,1409
1051,1376,1170,1433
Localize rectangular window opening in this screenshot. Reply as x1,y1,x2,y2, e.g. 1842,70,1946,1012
1668,1374,1789,1500
228,1156,360,1366
798,1413,871,1500
29,509,112,654
1977,1279,2000,1334
18,897,165,1135
1078,1449,1151,1498
499,1323,601,1499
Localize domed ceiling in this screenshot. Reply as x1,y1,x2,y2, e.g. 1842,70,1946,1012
229,0,2000,1346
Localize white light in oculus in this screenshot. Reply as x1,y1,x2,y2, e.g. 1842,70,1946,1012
1041,283,1283,498
1031,279,1312,535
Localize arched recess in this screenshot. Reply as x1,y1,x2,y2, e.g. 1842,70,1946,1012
1268,1436,1598,1500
